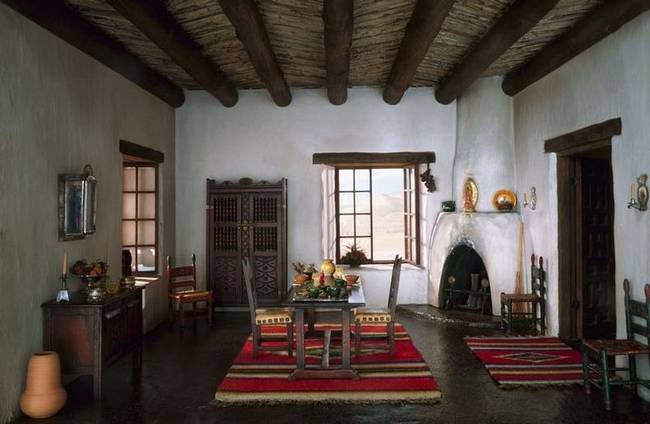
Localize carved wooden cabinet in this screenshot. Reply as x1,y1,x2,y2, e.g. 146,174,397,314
206,178,287,306
42,288,143,400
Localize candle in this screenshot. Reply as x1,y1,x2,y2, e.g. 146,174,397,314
62,252,68,276
631,183,635,200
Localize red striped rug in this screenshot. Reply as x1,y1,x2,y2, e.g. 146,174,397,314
215,324,441,404
464,336,583,386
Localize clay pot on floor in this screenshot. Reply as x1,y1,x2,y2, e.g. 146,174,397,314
20,351,67,419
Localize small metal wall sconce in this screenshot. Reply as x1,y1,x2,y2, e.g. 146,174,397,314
420,163,437,193
522,187,537,210
628,174,648,211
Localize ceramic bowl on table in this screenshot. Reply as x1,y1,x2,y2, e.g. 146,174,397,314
344,274,360,285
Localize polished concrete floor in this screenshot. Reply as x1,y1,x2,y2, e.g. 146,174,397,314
14,311,650,424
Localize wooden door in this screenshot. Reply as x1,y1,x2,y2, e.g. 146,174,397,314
245,192,286,304
577,158,616,339
207,193,243,305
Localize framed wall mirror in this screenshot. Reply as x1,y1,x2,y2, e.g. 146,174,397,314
58,165,97,241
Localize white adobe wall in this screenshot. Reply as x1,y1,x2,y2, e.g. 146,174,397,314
175,88,457,306
454,76,516,211
513,11,650,400
0,5,176,422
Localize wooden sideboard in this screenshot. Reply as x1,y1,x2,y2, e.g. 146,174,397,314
42,288,143,400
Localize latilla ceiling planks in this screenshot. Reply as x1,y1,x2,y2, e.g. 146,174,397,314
64,0,604,91
64,0,198,88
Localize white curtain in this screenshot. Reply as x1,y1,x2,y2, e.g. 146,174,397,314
320,166,336,260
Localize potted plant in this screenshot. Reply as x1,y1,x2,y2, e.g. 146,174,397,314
340,243,369,268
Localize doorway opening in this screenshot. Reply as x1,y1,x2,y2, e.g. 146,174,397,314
546,119,619,341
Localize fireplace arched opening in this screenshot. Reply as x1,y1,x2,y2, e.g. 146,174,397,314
439,244,491,315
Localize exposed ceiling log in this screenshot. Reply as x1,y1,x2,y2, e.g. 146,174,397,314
217,0,291,106
435,0,559,105
106,0,237,107
323,0,353,105
382,0,456,105
503,0,650,96
1,0,184,108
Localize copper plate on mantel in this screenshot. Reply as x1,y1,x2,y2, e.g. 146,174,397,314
492,189,517,212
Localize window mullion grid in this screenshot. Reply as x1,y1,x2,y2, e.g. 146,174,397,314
352,169,356,250
369,169,374,262
135,166,139,273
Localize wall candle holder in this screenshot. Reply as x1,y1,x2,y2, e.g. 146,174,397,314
522,187,537,211
627,174,648,211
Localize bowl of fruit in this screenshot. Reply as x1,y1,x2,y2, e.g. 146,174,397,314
70,259,108,290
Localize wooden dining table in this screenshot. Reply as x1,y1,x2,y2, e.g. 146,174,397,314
287,284,366,380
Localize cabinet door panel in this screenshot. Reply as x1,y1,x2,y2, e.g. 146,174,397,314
208,194,242,305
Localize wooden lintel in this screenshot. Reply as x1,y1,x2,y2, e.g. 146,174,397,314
382,0,456,105
503,0,650,96
324,0,353,106
218,0,291,106
1,0,184,108
544,118,621,154
435,0,559,105
120,140,164,163
107,0,238,107
313,152,436,166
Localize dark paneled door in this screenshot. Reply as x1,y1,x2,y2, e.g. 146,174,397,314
577,157,616,339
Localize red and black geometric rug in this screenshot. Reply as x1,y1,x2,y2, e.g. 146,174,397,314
214,324,441,404
464,336,583,387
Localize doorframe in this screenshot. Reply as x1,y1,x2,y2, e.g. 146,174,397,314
544,118,621,340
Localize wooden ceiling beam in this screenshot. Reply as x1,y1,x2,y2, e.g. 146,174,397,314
435,0,559,105
324,0,353,105
217,0,291,106
503,0,650,96
1,0,184,108
106,0,237,107
382,0,456,105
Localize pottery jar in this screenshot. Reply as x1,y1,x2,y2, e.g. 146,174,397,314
20,351,67,418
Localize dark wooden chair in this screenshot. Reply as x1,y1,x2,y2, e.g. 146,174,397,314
500,254,546,334
582,280,650,410
167,254,213,328
354,255,402,356
242,257,293,357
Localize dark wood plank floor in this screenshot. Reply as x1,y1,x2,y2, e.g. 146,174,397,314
13,311,650,423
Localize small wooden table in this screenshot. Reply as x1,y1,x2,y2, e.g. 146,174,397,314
287,285,365,380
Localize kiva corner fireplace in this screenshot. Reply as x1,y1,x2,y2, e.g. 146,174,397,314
428,212,522,316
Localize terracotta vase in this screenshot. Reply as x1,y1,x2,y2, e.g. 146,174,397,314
20,352,67,419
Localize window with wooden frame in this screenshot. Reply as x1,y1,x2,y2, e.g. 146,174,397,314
335,166,420,264
122,163,158,275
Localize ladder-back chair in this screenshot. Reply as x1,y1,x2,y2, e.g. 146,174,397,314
242,257,293,357
354,255,402,356
167,255,213,328
582,280,650,410
500,254,546,334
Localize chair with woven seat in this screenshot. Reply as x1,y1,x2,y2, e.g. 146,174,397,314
500,254,546,334
354,255,402,356
167,254,213,328
582,280,650,410
242,257,293,357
